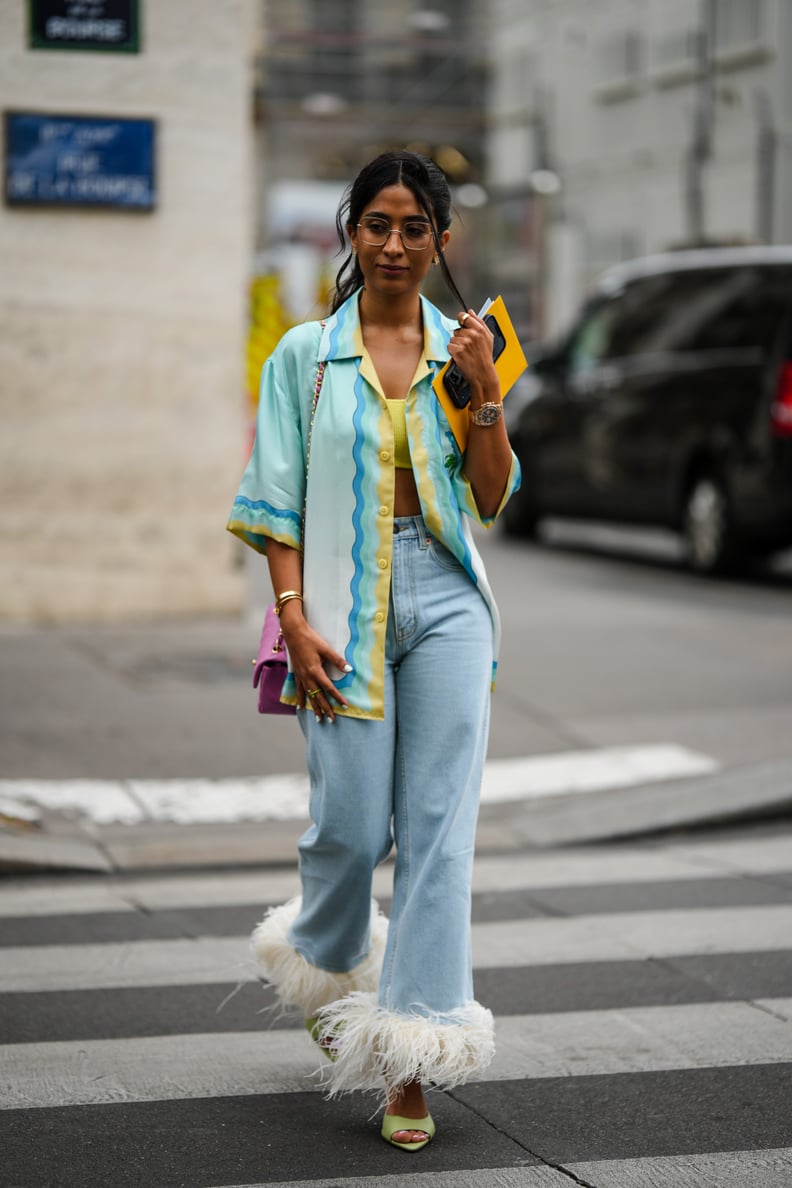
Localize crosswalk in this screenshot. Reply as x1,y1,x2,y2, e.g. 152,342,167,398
2,829,792,1186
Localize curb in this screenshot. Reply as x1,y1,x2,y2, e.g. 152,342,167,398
2,759,791,875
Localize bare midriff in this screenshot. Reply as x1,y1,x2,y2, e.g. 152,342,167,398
361,324,424,517
394,466,421,517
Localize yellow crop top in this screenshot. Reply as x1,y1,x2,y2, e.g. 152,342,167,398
385,399,412,469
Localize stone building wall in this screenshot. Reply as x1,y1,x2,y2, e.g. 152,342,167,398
0,2,256,620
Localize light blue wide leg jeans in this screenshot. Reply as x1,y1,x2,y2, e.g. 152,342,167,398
252,516,496,1096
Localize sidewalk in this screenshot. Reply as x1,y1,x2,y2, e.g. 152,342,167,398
2,616,791,874
3,757,792,874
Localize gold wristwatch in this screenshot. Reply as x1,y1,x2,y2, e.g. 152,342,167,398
469,401,503,426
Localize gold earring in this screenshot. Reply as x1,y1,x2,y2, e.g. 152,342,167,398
433,254,440,266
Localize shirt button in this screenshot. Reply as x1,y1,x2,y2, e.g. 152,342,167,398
380,450,390,462
377,557,388,569
375,611,385,622
379,505,389,516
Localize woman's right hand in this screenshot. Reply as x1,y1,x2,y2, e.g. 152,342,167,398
278,602,352,722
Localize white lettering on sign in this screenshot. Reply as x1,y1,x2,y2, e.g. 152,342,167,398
74,125,119,146
59,152,101,174
72,174,150,201
41,122,73,143
7,171,36,198
45,18,125,41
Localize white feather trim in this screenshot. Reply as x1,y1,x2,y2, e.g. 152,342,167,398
314,991,495,1100
250,897,389,1016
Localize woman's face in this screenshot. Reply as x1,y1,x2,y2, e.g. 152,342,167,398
347,184,450,301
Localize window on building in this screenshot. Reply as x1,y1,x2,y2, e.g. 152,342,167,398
601,29,644,81
652,26,700,72
308,0,360,103
714,0,767,53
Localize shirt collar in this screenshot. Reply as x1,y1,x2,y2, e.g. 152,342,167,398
319,289,454,366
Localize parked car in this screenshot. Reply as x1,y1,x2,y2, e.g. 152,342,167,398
503,247,792,573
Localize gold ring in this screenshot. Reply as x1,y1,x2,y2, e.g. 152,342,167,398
459,312,469,325
306,689,321,699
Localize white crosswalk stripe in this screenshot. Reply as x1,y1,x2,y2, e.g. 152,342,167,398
3,904,792,993
2,829,791,1186
4,999,792,1110
0,745,719,825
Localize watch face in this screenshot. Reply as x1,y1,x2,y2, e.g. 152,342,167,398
472,403,502,425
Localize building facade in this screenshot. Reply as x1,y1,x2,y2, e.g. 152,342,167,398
0,1,256,620
8,1,785,619
488,0,792,337
252,0,493,327
257,0,489,186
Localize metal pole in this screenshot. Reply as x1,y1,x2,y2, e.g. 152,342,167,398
685,0,716,244
755,91,777,243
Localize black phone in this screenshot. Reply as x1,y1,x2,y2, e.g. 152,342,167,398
442,314,507,409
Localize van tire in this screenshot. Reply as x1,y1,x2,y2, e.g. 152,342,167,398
682,474,741,574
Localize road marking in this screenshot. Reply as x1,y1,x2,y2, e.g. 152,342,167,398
2,999,791,1109
0,743,718,825
3,830,792,919
212,1153,792,1188
207,1171,574,1188
568,1149,792,1188
2,904,792,993
481,744,717,803
472,904,792,969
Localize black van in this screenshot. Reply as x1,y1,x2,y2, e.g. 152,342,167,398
504,247,792,573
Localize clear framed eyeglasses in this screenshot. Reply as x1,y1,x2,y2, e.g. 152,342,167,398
357,217,433,250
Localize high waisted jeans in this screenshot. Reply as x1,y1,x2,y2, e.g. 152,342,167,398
290,515,493,1020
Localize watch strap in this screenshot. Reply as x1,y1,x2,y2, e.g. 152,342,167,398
469,401,503,426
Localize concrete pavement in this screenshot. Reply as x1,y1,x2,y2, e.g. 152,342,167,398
2,750,792,873
2,619,792,873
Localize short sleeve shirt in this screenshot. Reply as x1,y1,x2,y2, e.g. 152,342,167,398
227,290,521,719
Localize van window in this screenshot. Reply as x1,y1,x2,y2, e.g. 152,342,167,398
675,267,792,353
601,266,792,359
568,301,616,375
606,275,683,358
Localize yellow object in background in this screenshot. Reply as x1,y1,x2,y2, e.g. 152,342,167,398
432,295,528,452
246,274,293,414
244,274,294,454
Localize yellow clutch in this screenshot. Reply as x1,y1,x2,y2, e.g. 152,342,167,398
432,295,528,451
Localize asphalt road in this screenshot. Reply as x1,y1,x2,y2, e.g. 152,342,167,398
2,821,792,1186
489,520,792,772
1,520,789,781
2,525,792,1186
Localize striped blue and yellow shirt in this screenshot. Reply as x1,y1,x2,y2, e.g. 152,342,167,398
227,290,520,719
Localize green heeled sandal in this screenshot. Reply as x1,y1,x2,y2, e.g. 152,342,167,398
380,1112,435,1152
304,1016,340,1062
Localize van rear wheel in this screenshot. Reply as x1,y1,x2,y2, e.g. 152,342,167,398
682,474,741,574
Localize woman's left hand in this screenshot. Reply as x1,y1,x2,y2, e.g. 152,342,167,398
445,310,513,521
446,310,499,390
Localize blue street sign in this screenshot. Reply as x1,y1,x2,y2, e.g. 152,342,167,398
5,112,156,210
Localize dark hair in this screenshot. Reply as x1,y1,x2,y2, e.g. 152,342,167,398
331,150,467,313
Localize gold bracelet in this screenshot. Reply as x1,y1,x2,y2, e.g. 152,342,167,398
273,590,303,616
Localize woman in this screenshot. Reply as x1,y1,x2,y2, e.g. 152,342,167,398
228,150,519,1151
